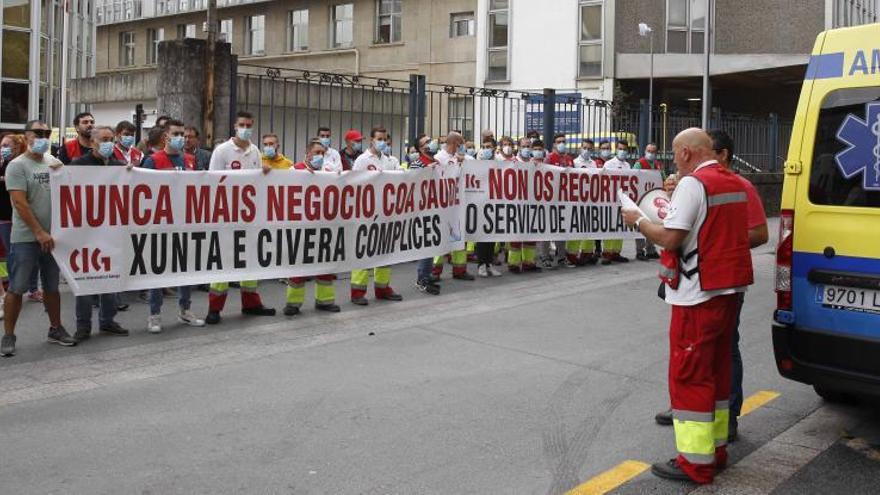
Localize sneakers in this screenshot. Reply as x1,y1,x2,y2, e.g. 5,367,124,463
538,257,556,270
205,311,221,325
453,272,475,281
1,334,16,356
100,321,130,336
27,290,43,303
241,305,276,316
415,280,441,295
47,326,77,346
316,303,341,313
636,253,650,261
147,315,163,334
478,265,489,278
283,304,300,316
655,408,673,426
488,265,502,277
178,309,206,327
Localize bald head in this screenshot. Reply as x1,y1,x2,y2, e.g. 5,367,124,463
671,128,715,175
445,132,464,152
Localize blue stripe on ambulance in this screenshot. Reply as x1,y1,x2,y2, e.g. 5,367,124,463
804,52,845,80
792,251,880,341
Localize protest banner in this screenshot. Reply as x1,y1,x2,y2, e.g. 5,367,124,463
50,165,465,295
461,161,663,242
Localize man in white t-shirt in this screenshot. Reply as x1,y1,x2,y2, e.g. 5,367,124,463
431,132,475,281
350,126,404,305
317,127,343,172
623,128,753,485
599,140,632,265
205,111,276,325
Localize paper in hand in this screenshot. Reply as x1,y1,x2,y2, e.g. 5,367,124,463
618,189,647,218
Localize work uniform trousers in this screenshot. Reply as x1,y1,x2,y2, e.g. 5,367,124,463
507,242,537,270
669,293,740,484
287,275,336,308
351,267,394,299
564,240,598,264
432,250,468,277
208,281,265,313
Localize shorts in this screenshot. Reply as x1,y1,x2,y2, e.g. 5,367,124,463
9,242,60,294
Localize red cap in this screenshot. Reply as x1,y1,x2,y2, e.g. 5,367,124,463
344,129,363,142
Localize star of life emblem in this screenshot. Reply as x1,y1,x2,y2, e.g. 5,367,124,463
835,102,880,191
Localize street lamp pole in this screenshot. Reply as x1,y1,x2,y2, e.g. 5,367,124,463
701,0,712,128
639,23,654,144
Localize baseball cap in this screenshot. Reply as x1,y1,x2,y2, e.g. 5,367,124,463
344,130,364,141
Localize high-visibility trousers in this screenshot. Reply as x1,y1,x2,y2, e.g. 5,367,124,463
432,250,468,276
0,260,7,288
507,242,537,268
287,275,336,307
466,242,476,256
208,281,264,313
565,240,597,263
669,293,739,484
351,266,393,299
601,239,624,257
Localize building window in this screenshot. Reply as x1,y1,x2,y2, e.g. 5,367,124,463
450,12,475,38
578,1,603,78
666,0,709,54
177,23,196,38
146,28,163,64
448,97,474,139
375,0,401,44
246,15,265,55
487,0,509,81
119,31,135,66
287,9,308,51
834,0,879,27
219,19,233,43
332,3,354,47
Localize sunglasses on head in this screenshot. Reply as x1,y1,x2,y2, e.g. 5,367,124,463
30,129,52,138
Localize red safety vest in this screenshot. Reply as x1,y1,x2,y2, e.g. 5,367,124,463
150,150,196,170
659,163,753,291
64,139,85,160
113,145,143,165
637,157,660,170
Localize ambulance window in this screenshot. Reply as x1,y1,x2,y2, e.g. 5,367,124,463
809,87,880,207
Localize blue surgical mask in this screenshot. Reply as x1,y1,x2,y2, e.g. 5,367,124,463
428,140,439,153
645,152,656,161
98,141,115,158
580,149,591,159
374,139,387,153
1,147,11,161
319,137,331,148
465,148,476,157
120,135,136,149
352,141,363,152
532,150,545,160
310,154,324,169
519,148,531,159
31,138,50,155
617,149,628,160
408,152,420,164
263,146,277,159
600,149,612,160
236,127,253,142
169,136,186,152
556,143,567,153
479,149,494,160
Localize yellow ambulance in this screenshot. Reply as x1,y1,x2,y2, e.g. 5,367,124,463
773,24,880,401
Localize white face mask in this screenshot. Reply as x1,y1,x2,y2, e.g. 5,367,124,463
501,145,512,156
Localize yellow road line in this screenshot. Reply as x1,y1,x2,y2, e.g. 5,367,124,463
565,460,650,495
740,390,781,417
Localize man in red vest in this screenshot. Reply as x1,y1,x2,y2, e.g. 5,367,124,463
57,112,94,164
623,128,753,485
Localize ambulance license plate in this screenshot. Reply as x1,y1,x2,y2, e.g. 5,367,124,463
817,285,880,314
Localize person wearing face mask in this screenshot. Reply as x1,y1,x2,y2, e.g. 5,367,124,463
69,126,127,167
598,140,632,265
574,139,597,169
0,133,26,311
565,139,601,267
546,133,574,167
463,141,478,160
112,121,143,168
405,135,442,296
526,130,540,147
281,140,343,316
530,140,547,164
139,120,205,334
349,126,405,305
184,126,213,171
595,140,613,167
634,142,662,261
340,129,364,171
57,112,95,164
206,111,277,325
430,132,475,282
529,140,558,270
2,120,75,357
260,133,293,170
514,137,532,163
497,136,516,161
316,127,343,171
507,137,539,273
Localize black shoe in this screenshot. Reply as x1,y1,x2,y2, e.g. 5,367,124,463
601,258,612,265
351,297,369,306
636,253,649,261
242,305,276,317
74,327,92,343
99,321,130,336
283,305,300,316
316,303,341,313
651,459,693,482
647,252,660,260
205,311,222,325
378,292,403,301
728,422,738,443
655,408,673,425
523,265,542,273
612,254,630,263
415,280,441,295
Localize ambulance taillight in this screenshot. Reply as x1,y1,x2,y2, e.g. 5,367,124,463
775,209,794,311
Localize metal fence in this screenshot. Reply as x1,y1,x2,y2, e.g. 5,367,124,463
236,64,791,172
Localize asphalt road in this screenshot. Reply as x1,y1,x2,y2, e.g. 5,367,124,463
1,227,878,494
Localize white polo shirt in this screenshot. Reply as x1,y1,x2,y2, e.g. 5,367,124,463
323,147,343,172
663,160,746,307
601,157,631,170
433,148,461,166
352,148,399,171
209,138,261,170
574,155,597,168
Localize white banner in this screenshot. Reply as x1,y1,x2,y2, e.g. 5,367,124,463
51,166,465,295
461,161,663,241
